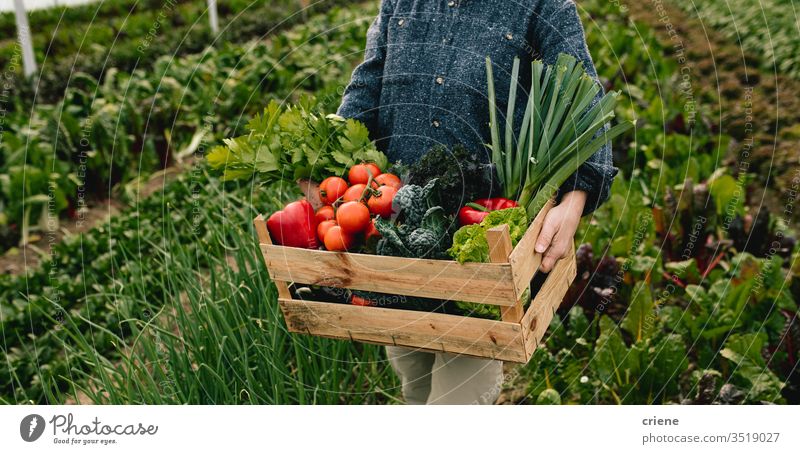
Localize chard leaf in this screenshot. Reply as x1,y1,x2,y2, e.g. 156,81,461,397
621,281,656,342
591,316,632,387
721,333,785,402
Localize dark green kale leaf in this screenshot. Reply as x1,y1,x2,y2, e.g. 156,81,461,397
373,179,455,260
407,144,499,215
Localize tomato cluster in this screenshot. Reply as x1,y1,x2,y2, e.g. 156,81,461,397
315,163,401,251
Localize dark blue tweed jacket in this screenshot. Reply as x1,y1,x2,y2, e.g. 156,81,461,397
337,0,617,214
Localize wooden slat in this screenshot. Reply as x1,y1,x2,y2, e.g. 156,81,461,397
508,199,553,299
521,243,577,356
260,245,517,306
487,225,525,323
279,298,528,363
254,215,291,299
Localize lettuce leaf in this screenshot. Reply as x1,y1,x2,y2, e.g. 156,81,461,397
447,207,528,264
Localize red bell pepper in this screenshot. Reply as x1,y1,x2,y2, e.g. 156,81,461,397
267,199,319,249
458,197,519,226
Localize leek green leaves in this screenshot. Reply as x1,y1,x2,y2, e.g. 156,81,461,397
485,53,634,217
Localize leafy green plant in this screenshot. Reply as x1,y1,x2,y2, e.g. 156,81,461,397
675,0,800,79
206,102,387,183
0,5,375,250
448,207,528,264
373,180,453,260
0,0,355,105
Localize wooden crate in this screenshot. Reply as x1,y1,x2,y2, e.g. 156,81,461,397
253,200,576,364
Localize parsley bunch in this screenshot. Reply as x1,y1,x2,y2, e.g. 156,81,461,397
207,100,388,183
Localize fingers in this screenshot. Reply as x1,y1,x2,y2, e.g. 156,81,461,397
539,235,570,273
535,211,558,254
534,211,563,273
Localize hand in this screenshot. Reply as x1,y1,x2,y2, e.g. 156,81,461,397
297,179,323,211
534,191,586,273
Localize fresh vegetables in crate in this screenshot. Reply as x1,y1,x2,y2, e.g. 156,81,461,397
445,53,634,263
214,52,630,325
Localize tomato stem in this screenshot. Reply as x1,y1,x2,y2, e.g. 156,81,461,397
358,171,375,203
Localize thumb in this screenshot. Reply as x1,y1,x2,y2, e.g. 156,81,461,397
535,213,558,254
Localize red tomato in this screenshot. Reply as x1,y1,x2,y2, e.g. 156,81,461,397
365,163,381,178
365,219,381,241
373,173,402,190
318,177,348,205
324,226,356,251
367,185,398,219
315,206,335,223
317,220,337,242
336,201,371,234
342,184,369,203
348,163,382,185
351,295,374,306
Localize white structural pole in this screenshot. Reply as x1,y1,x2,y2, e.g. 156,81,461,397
207,0,219,34
13,0,37,77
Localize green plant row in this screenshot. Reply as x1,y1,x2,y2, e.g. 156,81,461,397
514,0,799,404
672,0,800,79
1,0,353,104
0,0,168,37
0,5,370,250
0,5,376,403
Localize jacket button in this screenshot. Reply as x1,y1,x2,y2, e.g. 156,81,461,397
448,1,455,7
435,76,444,85
505,33,513,40
432,120,441,128
398,19,405,26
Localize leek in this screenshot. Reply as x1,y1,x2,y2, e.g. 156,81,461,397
486,53,634,217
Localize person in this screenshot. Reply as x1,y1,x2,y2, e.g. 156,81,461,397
335,0,617,405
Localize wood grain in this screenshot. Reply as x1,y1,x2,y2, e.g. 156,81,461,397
260,244,518,306
508,199,554,298
521,242,577,356
279,298,529,363
487,225,525,323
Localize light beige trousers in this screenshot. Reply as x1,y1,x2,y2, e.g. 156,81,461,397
386,346,504,405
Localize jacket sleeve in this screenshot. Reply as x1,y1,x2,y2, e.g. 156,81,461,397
336,0,394,137
529,0,618,216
